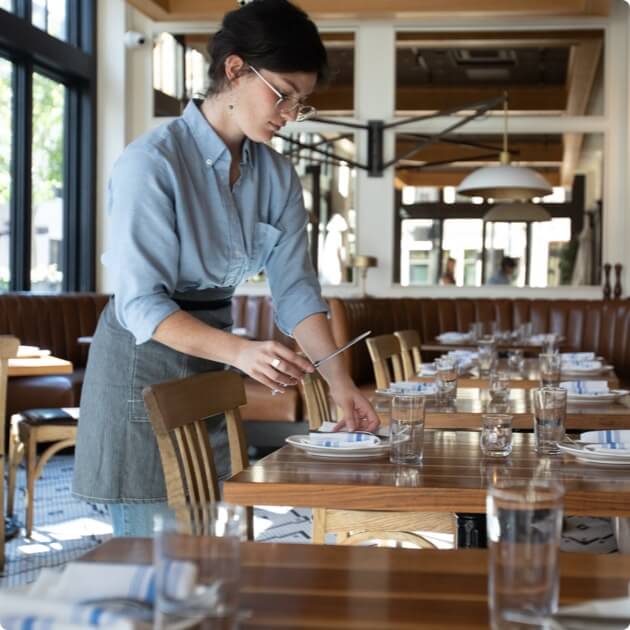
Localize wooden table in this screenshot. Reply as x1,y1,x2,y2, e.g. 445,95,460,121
8,354,73,377
421,338,568,355
79,538,630,629
419,387,630,431
224,432,630,517
415,358,620,390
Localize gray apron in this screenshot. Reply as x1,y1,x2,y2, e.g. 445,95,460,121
72,288,234,504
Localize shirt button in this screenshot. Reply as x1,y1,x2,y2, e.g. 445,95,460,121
206,158,213,166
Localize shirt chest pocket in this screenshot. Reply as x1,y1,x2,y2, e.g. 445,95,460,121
248,222,282,276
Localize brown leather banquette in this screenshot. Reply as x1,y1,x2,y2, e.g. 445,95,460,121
326,297,630,392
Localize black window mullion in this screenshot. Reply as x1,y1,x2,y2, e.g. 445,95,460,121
10,61,32,291
62,85,77,291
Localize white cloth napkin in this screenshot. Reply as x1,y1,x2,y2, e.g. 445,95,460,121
316,421,390,438
579,429,630,453
560,380,609,395
307,431,381,449
0,561,197,629
555,596,630,629
388,381,437,394
561,360,603,372
561,352,595,362
436,332,471,343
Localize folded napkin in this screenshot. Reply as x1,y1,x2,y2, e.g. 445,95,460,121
418,362,437,376
308,431,381,449
560,380,609,395
561,360,603,372
561,352,595,362
317,421,389,438
388,381,437,394
555,596,630,629
0,561,197,630
581,429,630,444
436,332,471,343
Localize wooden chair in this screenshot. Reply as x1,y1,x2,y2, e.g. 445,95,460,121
301,370,453,548
7,407,79,537
366,334,404,389
143,370,253,537
0,335,20,571
394,329,423,380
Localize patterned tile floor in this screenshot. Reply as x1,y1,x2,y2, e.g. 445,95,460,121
1,455,617,588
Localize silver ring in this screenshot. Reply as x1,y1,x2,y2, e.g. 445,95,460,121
271,357,281,369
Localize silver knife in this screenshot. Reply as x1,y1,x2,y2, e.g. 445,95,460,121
312,330,372,369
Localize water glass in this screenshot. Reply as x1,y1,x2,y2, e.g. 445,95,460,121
489,372,510,404
532,387,567,455
507,349,524,373
518,322,533,342
487,480,564,629
542,334,559,354
436,357,457,402
389,394,425,465
478,340,497,375
154,502,247,630
469,321,483,341
539,352,561,387
371,393,391,429
481,414,513,458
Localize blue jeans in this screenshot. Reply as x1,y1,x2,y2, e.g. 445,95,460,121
109,502,172,537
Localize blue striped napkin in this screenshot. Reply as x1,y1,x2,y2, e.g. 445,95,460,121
560,380,609,395
308,431,380,449
580,430,630,452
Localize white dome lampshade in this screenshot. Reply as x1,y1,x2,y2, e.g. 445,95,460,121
483,201,551,222
457,92,553,201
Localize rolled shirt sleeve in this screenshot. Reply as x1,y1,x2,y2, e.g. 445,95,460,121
102,148,181,344
265,165,328,336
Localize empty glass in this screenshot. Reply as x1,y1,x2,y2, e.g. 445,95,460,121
481,414,513,458
507,349,525,373
469,322,483,341
478,339,497,375
487,480,564,629
389,394,425,465
436,357,457,402
518,322,533,342
542,334,559,354
532,387,567,455
539,352,561,387
489,372,510,404
154,503,247,630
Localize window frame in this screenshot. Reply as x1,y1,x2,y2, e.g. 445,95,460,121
0,0,96,292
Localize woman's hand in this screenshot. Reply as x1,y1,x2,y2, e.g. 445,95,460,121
329,383,380,433
234,339,314,393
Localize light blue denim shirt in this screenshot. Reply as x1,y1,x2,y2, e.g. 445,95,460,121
102,100,328,344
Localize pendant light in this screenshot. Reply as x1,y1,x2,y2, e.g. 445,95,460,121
457,92,553,201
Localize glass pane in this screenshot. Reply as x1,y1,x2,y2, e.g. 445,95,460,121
484,222,527,286
0,0,13,12
32,0,67,41
400,219,440,286
530,218,572,287
0,58,12,291
31,72,65,292
441,219,483,287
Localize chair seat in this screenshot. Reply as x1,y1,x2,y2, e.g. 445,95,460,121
17,407,79,426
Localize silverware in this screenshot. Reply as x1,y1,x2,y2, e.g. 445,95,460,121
312,330,372,369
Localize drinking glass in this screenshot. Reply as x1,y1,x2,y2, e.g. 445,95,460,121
154,502,247,630
436,357,457,402
478,339,497,375
539,352,561,387
469,322,483,341
487,480,564,629
532,387,567,455
507,349,524,373
518,322,533,342
489,372,510,404
542,334,559,354
389,394,425,465
480,414,513,458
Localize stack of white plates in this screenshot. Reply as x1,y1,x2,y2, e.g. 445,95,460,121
286,432,390,460
560,381,629,404
559,430,630,466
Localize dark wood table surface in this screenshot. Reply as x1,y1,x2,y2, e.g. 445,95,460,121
415,358,620,390
419,387,630,430
421,338,568,354
80,538,630,629
224,432,630,517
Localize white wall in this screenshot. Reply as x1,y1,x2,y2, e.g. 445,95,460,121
95,3,630,300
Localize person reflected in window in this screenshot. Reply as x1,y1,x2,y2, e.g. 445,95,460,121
440,257,457,286
488,256,517,285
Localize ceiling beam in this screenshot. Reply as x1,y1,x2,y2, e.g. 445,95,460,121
395,169,561,188
126,0,612,21
560,37,603,187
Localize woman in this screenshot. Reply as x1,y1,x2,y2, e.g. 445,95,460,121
73,0,378,536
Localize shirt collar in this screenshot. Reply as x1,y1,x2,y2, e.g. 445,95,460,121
183,99,253,167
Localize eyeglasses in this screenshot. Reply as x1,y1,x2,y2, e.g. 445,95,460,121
249,66,317,122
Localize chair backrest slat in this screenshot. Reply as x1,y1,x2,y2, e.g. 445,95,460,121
366,334,404,389
301,371,332,430
394,329,423,379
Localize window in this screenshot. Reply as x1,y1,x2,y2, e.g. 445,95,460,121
0,57,12,289
400,219,440,286
0,0,96,292
484,222,527,286
442,220,483,286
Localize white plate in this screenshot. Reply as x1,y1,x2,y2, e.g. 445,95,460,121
561,365,614,376
566,389,629,404
285,435,390,460
375,388,437,397
558,442,630,466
